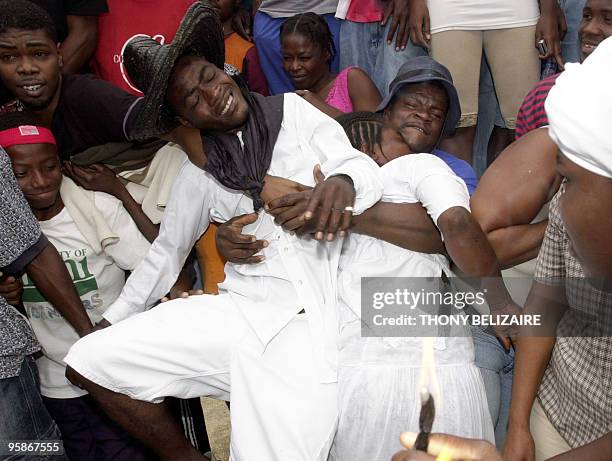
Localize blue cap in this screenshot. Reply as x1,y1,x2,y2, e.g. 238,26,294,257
377,56,461,137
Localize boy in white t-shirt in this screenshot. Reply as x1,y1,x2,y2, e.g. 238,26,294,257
0,112,169,461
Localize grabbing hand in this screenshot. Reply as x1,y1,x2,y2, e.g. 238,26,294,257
488,300,524,350
382,0,410,50
391,432,502,461
535,2,567,69
0,272,23,306
215,213,268,264
63,162,124,197
261,174,311,205
305,168,355,241
266,165,325,235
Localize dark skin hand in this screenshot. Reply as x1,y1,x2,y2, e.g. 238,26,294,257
63,162,160,243
161,262,203,302
215,213,268,264
383,0,426,50
404,0,431,50
0,272,23,305
537,0,568,69
392,432,502,461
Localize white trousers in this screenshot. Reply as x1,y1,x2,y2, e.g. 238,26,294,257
65,294,338,461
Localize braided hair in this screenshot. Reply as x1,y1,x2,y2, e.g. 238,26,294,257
337,111,384,158
280,12,336,66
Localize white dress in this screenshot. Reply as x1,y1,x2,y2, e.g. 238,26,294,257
329,154,494,461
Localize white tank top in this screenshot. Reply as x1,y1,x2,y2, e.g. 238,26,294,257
428,0,540,34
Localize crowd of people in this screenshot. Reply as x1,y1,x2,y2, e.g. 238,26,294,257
0,1,610,461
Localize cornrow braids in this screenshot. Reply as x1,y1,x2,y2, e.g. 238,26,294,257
0,0,58,42
337,111,384,158
280,12,336,65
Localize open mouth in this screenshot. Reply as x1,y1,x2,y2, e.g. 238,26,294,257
19,83,44,97
403,124,429,135
217,90,235,117
581,41,600,54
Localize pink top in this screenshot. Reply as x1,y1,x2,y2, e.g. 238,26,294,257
325,66,358,114
346,0,383,22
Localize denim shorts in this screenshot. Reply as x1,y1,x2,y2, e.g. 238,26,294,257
0,356,67,461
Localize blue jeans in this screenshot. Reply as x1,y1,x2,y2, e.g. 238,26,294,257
253,12,341,95
339,19,427,97
472,328,514,449
0,356,67,461
472,57,505,176
559,0,587,64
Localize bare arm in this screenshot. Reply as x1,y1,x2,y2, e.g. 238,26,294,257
26,242,93,336
295,90,345,119
347,68,382,112
352,202,444,254
63,163,159,243
61,15,99,73
503,281,568,461
471,129,562,269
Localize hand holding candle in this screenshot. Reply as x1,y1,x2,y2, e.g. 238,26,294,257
391,432,502,461
415,387,435,452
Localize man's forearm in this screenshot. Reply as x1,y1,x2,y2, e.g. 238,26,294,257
26,242,93,336
61,16,98,73
352,201,444,253
509,282,567,427
509,336,556,428
487,220,548,269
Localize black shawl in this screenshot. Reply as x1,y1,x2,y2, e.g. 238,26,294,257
202,89,284,211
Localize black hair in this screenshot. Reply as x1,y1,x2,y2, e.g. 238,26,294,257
0,0,58,42
280,12,336,63
336,111,383,156
0,110,41,131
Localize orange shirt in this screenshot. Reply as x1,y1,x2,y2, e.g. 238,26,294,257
224,32,254,73
195,224,226,295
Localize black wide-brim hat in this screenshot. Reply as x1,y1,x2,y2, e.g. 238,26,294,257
377,56,462,138
122,1,225,141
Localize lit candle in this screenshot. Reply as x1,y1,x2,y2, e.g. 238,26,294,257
415,387,435,452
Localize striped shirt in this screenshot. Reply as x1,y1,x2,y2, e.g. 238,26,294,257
515,73,560,139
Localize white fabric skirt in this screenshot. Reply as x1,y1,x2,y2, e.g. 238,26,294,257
329,328,494,461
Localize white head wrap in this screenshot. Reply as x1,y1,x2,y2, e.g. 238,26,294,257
545,36,612,178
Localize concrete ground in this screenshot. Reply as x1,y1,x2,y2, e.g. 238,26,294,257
201,397,231,461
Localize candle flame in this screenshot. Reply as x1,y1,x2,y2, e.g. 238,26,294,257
435,445,453,461
417,337,442,414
